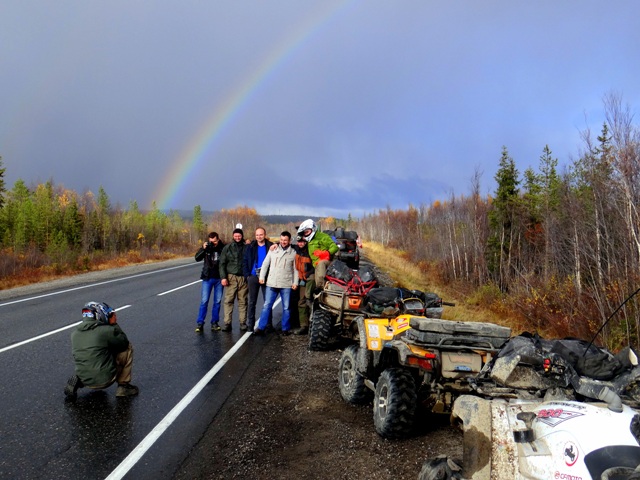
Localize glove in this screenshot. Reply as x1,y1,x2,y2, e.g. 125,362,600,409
313,250,330,261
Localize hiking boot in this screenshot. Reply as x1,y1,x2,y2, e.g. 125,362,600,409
240,324,248,332
221,323,232,332
293,326,309,335
211,322,221,332
253,328,265,336
265,324,275,334
116,383,139,397
195,324,204,333
64,375,83,401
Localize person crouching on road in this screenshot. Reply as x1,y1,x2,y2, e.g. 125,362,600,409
254,231,298,336
64,302,138,401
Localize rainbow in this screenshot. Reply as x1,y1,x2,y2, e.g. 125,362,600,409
153,0,356,210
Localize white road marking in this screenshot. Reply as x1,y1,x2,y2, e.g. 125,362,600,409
105,331,253,480
0,305,131,354
106,296,284,478
157,280,201,296
0,263,194,307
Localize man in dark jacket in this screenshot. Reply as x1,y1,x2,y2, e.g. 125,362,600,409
64,301,138,401
243,227,273,332
194,232,225,333
219,227,249,332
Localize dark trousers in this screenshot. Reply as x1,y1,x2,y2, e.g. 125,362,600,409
247,275,272,329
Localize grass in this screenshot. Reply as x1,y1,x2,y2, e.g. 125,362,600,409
362,241,522,331
0,248,189,291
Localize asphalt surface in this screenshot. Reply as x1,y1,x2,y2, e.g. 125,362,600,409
0,258,273,479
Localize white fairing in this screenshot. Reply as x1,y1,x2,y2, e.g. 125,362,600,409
494,399,640,479
452,396,640,480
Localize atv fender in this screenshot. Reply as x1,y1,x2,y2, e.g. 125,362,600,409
355,316,373,376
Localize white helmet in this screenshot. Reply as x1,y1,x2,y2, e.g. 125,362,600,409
297,219,316,242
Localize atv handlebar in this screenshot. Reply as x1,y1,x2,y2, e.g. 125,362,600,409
442,301,456,307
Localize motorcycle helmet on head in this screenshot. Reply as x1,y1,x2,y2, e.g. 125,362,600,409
82,301,114,325
297,219,316,242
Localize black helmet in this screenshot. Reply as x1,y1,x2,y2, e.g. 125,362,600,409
82,301,114,325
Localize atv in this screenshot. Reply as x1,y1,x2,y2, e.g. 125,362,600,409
418,333,640,479
323,227,360,269
338,313,511,439
310,260,452,352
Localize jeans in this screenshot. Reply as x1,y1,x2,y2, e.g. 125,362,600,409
197,277,223,325
247,275,272,329
257,286,292,332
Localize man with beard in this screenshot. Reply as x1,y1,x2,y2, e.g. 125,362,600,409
219,227,249,332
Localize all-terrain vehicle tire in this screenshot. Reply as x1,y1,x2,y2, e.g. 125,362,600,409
373,368,417,439
418,456,462,480
308,308,333,351
338,344,373,404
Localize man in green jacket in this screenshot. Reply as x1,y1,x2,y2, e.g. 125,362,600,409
64,301,138,401
297,219,339,289
219,227,249,332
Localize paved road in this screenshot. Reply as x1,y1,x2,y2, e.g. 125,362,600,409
0,258,273,479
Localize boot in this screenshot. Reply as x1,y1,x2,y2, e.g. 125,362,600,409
293,326,309,335
116,383,139,397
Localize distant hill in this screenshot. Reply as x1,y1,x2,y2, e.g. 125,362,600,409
163,210,322,225
261,214,323,225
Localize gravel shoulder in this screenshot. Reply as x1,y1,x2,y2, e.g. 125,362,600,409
174,258,463,480
173,331,462,480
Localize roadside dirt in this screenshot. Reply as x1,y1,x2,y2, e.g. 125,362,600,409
174,262,463,480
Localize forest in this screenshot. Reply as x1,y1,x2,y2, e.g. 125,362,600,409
2,93,640,349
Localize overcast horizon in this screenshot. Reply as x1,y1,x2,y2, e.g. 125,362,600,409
2,1,639,219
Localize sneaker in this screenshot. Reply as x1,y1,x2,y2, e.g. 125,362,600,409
116,383,139,397
221,323,232,332
64,375,83,401
293,326,309,335
211,323,221,332
240,324,248,332
195,324,204,333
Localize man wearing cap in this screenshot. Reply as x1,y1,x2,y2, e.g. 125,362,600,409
219,227,249,331
64,301,138,401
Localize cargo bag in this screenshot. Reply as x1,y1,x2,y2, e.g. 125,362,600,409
407,317,511,350
325,259,353,284
365,287,399,314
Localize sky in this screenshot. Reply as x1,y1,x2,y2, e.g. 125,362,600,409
2,1,639,219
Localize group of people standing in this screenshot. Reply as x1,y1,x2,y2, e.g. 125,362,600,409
194,219,339,336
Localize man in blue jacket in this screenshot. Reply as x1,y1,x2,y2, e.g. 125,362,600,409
243,227,273,332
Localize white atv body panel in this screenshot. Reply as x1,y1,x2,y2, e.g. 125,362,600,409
453,395,640,479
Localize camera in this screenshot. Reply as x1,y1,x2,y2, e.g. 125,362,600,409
255,267,261,276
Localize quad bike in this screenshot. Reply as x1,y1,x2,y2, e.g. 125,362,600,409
337,312,512,438
418,330,640,479
323,227,360,269
310,263,452,351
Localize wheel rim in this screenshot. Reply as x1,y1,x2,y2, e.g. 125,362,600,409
341,358,355,387
377,384,389,416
